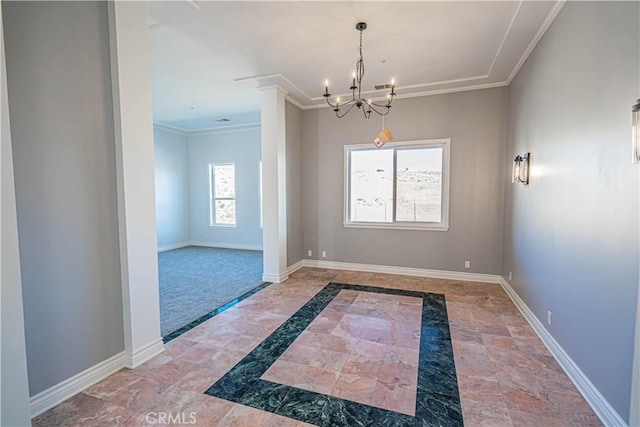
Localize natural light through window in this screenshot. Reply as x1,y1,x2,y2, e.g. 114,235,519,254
344,139,450,231
209,163,236,226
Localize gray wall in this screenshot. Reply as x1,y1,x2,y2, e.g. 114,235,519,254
3,1,124,395
153,127,190,248
188,128,262,248
1,3,32,423
302,88,508,274
503,2,639,422
286,101,303,266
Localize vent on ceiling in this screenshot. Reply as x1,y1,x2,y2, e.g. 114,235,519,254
216,118,231,122
374,83,393,90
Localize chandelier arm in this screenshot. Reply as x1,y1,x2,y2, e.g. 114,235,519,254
339,98,357,108
326,97,357,109
369,100,392,108
325,97,337,108
367,103,391,116
336,103,357,118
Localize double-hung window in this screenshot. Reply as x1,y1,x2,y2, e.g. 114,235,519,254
344,139,450,231
209,163,236,226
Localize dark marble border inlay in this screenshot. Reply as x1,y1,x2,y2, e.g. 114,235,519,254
163,282,272,343
204,283,463,426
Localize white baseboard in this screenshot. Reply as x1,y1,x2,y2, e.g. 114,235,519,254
30,339,164,419
303,259,502,284
123,338,165,369
499,278,626,427
30,352,127,418
286,259,305,276
157,241,190,252
189,241,263,251
28,260,620,426
298,260,626,425
260,260,304,283
262,271,289,283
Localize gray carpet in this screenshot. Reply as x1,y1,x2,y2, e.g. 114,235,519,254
158,246,263,336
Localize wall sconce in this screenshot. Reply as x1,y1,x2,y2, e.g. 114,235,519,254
632,99,640,164
512,153,530,185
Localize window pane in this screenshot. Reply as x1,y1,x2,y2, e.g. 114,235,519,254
214,165,235,198
396,148,443,222
350,149,393,223
215,200,236,225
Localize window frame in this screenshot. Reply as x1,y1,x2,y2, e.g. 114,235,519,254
209,162,237,227
343,138,450,231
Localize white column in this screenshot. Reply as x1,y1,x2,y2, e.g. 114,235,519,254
260,86,288,282
0,3,32,423
108,2,163,367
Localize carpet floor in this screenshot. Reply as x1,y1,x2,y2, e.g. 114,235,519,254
158,246,263,336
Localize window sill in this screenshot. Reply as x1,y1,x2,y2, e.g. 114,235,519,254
343,222,449,232
210,224,237,228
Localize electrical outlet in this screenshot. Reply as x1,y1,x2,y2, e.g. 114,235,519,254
321,251,327,258
307,250,312,257
547,310,552,325
464,261,470,269
508,272,512,280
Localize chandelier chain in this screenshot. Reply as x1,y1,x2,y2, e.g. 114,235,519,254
356,29,364,101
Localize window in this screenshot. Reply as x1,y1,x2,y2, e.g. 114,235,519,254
209,163,236,226
344,139,450,231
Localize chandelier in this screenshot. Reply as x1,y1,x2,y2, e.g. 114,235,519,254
323,22,396,119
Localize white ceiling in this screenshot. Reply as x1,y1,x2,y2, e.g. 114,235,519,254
148,1,562,131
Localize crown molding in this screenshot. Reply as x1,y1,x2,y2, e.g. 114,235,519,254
234,0,563,111
507,0,566,84
284,95,306,111
299,81,510,111
157,1,563,121
486,0,523,77
188,122,260,135
153,121,260,136
153,121,189,135
235,73,312,99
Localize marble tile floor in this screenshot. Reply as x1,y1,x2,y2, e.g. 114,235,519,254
32,267,601,427
263,289,422,415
